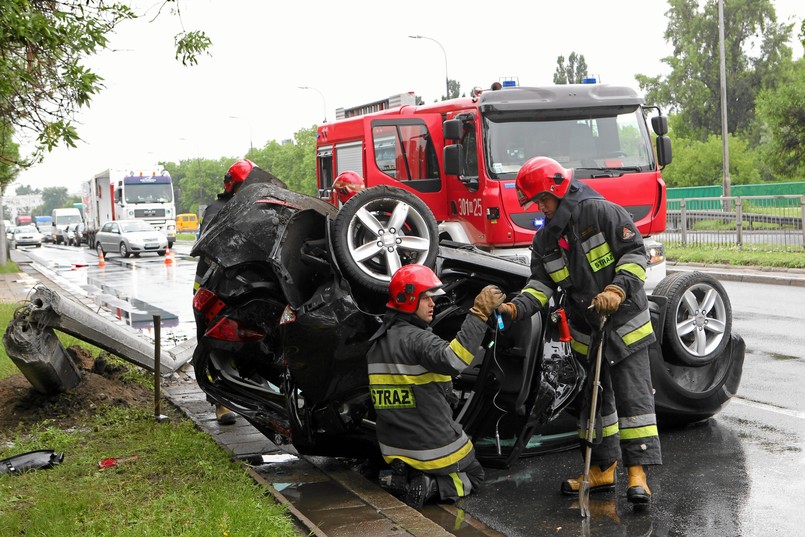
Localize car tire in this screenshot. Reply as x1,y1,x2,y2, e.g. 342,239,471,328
96,242,104,257
158,250,166,256
652,271,732,365
119,243,130,258
650,271,742,427
331,186,439,294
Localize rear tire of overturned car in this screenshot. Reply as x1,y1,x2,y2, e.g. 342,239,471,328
652,271,732,365
331,186,439,294
650,271,742,426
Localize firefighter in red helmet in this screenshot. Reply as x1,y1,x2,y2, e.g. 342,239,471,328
192,159,256,425
498,156,661,507
331,171,365,205
367,264,505,509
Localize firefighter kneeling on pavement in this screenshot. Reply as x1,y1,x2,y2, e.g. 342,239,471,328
368,264,505,509
498,156,661,507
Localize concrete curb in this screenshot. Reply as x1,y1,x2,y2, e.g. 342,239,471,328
667,262,805,287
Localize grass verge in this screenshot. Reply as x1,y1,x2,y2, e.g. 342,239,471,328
0,406,296,536
0,303,296,536
0,259,20,273
666,245,805,269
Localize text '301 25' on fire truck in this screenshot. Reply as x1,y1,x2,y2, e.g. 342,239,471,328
315,82,671,292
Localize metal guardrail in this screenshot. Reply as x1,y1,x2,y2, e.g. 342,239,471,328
656,195,805,251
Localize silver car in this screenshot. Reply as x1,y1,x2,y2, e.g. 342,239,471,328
95,220,168,258
9,225,43,248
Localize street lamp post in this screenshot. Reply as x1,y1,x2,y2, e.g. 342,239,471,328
227,115,253,153
298,86,327,124
408,35,449,100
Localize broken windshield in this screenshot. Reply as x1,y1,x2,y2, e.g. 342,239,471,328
483,109,654,180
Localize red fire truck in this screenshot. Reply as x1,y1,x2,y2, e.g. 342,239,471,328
315,82,671,290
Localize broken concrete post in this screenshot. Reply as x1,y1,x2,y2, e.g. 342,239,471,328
26,285,186,373
3,304,82,394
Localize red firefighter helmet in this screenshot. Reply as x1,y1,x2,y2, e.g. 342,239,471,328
224,159,256,193
386,264,446,313
331,171,365,204
515,157,573,209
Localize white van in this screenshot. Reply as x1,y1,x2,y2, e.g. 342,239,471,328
51,208,83,245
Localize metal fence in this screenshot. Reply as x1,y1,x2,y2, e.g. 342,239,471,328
656,195,805,251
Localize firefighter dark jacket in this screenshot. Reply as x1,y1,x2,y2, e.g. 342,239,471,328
193,192,234,292
511,179,656,363
367,309,486,474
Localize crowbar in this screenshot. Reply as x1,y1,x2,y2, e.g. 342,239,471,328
579,314,607,518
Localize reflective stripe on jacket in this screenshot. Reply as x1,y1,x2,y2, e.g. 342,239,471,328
512,180,656,363
367,311,487,473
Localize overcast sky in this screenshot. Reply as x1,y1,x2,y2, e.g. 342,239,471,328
9,0,804,195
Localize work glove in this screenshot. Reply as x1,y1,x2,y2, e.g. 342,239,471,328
496,302,518,330
591,285,626,316
469,285,506,322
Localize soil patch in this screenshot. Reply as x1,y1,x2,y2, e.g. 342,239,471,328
0,347,154,439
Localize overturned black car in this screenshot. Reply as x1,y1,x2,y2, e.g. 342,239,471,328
191,178,744,468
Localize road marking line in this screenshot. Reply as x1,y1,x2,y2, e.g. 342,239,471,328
732,397,805,420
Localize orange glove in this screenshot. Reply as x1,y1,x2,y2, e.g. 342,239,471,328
469,285,506,321
591,285,626,315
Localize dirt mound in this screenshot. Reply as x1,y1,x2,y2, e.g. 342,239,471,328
0,347,154,438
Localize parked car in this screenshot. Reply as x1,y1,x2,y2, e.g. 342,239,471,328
190,180,745,466
66,223,87,246
51,224,70,245
65,224,76,246
9,225,43,248
94,220,168,258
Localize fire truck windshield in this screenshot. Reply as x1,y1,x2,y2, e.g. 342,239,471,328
124,183,174,204
483,109,654,180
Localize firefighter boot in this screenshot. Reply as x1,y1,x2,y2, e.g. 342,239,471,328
215,404,237,425
560,461,617,495
403,471,439,510
378,459,410,497
626,465,652,506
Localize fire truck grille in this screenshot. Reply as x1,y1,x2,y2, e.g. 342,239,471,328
134,208,166,217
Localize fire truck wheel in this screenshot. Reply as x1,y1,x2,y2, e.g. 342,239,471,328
652,271,732,366
332,186,439,294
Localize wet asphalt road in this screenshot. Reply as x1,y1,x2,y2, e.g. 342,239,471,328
17,244,805,536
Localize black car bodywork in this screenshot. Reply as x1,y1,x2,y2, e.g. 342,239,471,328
191,179,745,467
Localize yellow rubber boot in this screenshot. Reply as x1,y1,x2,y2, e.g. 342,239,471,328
560,461,617,495
215,404,237,425
626,465,651,505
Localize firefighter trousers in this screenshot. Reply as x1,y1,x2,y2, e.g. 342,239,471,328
432,459,485,502
575,346,662,468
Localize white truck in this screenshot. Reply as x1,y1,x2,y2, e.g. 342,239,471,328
83,167,177,249
50,208,83,244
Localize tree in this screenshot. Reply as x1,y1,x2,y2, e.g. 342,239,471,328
1,1,211,167
0,120,20,193
14,184,39,195
754,58,805,179
36,186,69,216
661,129,761,188
553,52,588,84
252,126,318,195
636,0,793,141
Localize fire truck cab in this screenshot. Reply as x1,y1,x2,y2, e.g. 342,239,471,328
315,83,671,289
